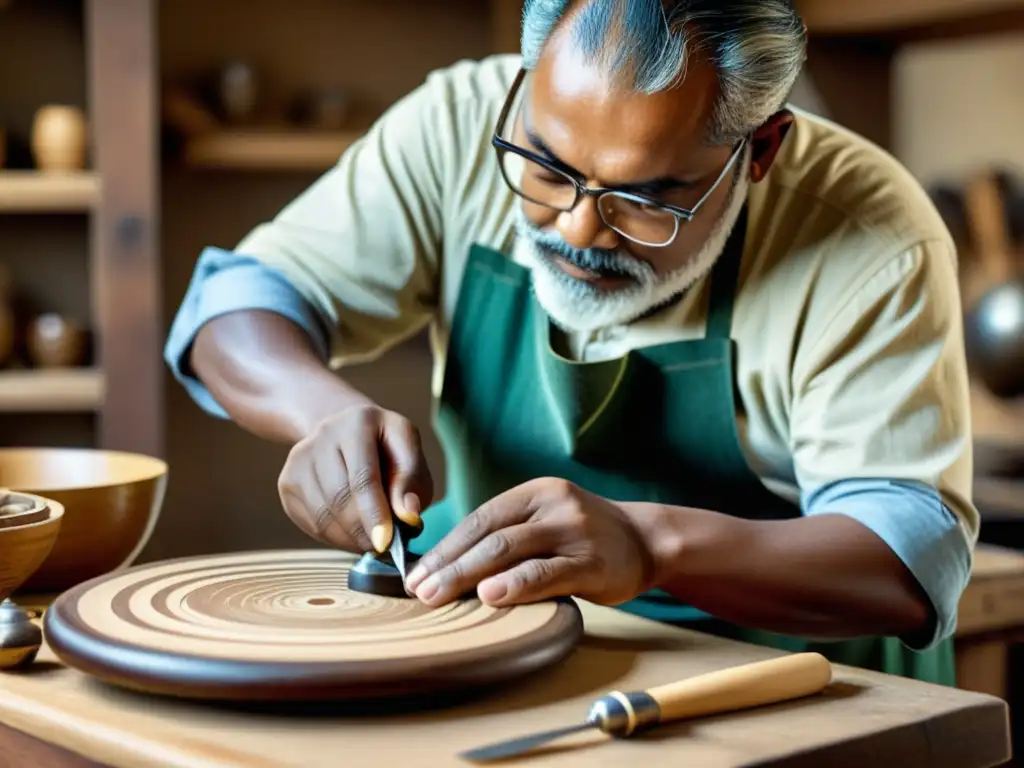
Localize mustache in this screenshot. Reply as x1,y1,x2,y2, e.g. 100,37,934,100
520,221,651,281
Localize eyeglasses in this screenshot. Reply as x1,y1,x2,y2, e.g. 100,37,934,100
491,68,746,248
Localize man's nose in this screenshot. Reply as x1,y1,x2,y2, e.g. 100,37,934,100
556,195,621,251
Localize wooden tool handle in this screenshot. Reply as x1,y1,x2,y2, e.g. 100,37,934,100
646,652,832,722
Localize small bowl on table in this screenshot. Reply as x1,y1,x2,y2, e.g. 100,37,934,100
0,448,168,596
0,490,65,602
0,491,64,669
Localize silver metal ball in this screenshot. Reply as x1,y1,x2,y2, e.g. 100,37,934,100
965,280,1024,399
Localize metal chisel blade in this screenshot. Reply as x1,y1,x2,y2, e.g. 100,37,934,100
459,722,596,762
388,518,411,584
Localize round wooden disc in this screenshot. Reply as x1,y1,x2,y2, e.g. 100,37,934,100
43,549,583,701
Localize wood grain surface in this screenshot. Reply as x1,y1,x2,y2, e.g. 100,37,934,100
41,549,582,701
0,601,1010,768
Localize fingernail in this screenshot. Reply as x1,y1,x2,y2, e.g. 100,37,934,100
479,578,507,603
370,524,390,553
404,493,422,516
396,493,422,527
406,564,426,590
416,574,439,602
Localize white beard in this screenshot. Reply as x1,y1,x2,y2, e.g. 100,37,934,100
511,161,750,334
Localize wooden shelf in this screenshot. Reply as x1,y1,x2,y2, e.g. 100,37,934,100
0,368,104,412
799,0,1024,36
0,171,100,213
183,129,365,171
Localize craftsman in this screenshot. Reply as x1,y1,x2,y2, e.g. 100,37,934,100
165,0,978,685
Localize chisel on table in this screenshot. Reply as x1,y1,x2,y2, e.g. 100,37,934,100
460,652,833,762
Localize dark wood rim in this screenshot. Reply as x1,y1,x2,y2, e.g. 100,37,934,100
42,550,584,701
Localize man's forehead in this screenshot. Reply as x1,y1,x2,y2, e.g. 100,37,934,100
526,26,721,176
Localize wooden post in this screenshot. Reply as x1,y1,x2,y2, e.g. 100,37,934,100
84,0,163,458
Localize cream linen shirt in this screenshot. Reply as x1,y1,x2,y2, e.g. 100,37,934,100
166,53,977,647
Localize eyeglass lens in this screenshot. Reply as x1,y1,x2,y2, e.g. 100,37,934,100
499,150,681,246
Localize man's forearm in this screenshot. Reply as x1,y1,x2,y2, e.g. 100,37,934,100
626,502,933,640
190,309,372,444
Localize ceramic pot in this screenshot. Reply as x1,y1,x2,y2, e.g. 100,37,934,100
219,61,257,123
26,313,87,368
31,105,88,172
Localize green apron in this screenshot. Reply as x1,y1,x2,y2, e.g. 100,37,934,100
411,208,955,686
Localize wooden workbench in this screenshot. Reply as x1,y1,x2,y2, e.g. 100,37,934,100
0,601,1011,768
957,544,1024,701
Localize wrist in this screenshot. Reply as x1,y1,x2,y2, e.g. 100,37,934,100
279,367,376,442
620,502,751,593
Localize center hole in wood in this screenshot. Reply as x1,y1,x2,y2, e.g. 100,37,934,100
307,597,335,606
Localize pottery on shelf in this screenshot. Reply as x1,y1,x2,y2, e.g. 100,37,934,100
218,61,258,124
26,313,87,368
31,105,88,172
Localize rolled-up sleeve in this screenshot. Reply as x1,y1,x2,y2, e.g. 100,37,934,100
791,238,979,650
802,478,972,650
164,247,331,418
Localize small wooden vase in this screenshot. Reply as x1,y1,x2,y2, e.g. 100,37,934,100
26,313,87,368
31,105,88,172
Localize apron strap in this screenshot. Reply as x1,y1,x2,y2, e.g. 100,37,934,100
704,204,749,341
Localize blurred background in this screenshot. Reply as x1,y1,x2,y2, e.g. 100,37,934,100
1,0,1024,734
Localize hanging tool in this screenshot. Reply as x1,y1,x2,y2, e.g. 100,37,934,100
459,651,833,762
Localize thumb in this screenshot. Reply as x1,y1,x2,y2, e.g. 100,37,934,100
381,415,434,528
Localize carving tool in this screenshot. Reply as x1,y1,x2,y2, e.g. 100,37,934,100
459,652,833,762
349,514,422,598
388,515,415,584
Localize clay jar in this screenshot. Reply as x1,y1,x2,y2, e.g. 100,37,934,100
219,61,258,124
26,313,87,368
31,105,88,172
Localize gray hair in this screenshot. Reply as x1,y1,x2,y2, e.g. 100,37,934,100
520,0,806,145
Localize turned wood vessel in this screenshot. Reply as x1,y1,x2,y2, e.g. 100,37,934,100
31,105,88,172
44,549,583,702
0,492,64,603
0,448,167,593
26,313,87,368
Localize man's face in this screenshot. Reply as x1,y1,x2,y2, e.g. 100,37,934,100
509,30,749,333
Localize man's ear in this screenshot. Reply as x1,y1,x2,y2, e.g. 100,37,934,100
749,110,795,183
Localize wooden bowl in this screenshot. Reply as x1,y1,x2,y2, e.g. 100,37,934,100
0,492,64,602
0,448,167,594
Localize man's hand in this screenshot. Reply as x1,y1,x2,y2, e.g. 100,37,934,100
277,404,434,554
404,477,656,608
